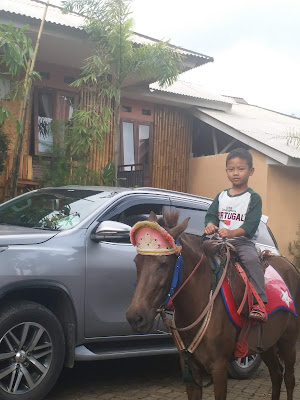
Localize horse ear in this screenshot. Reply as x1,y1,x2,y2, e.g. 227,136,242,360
168,217,190,240
148,211,158,222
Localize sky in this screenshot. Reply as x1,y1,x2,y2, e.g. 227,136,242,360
50,0,300,117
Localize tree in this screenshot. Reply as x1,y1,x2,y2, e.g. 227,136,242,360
62,0,183,181
0,22,34,175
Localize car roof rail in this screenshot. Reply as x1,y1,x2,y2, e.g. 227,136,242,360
136,187,212,201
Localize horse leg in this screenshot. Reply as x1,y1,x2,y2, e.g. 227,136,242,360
210,359,228,400
261,346,283,400
179,355,203,400
278,334,297,400
185,382,202,400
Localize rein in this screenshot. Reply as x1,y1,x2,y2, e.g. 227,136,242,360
168,253,204,305
130,220,232,340
162,242,231,333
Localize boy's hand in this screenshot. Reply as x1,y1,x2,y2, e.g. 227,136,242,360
218,228,234,239
204,223,218,235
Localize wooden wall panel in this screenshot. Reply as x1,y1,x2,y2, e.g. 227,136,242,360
80,87,114,182
152,105,192,192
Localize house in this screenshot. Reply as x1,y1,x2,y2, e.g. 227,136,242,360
0,0,213,197
146,79,300,258
1,0,299,259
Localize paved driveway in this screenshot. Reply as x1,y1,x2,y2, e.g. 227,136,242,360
45,341,300,400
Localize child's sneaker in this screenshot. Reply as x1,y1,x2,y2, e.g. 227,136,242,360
249,304,268,322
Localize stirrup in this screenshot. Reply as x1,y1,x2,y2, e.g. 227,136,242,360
249,304,268,322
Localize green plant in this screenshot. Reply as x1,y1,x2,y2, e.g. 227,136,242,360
62,0,182,179
100,160,115,186
0,127,9,175
38,154,102,188
289,225,300,269
0,22,33,176
0,22,35,126
0,22,41,199
67,108,112,159
37,122,101,187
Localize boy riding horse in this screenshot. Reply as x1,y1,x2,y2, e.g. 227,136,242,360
204,148,267,321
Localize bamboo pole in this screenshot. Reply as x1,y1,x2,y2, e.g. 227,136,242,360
182,114,188,191
171,109,178,190
175,111,182,191
159,106,165,188
157,106,162,188
185,116,192,192
153,105,159,188
152,106,158,187
166,108,173,189
170,108,177,190
10,1,49,198
159,106,166,188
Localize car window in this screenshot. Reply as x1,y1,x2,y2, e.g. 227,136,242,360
175,207,206,236
110,203,169,227
0,189,115,230
256,221,278,248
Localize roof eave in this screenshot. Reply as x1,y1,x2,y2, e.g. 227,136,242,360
266,156,300,168
0,10,212,72
193,108,300,167
122,86,232,111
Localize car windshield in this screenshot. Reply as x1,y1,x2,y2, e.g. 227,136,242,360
0,189,116,230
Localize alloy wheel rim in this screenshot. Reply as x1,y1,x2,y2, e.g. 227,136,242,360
235,354,258,369
0,322,53,394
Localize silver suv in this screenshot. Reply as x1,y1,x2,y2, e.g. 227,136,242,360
0,186,279,400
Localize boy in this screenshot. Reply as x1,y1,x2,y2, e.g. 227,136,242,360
204,148,267,322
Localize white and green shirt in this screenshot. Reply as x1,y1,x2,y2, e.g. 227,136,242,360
205,188,262,241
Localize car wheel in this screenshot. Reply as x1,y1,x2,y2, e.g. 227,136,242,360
0,301,65,400
227,354,262,379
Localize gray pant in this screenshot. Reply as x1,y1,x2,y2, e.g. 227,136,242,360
230,238,267,303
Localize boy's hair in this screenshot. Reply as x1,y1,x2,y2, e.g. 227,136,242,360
226,148,253,168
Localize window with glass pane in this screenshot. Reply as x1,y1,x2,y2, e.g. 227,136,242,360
38,92,53,153
35,90,78,154
54,95,75,148
138,125,150,164
122,122,135,171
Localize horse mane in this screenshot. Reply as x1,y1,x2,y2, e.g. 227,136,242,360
201,241,223,256
158,209,180,230
158,209,225,259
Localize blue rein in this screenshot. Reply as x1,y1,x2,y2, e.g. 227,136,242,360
162,240,183,307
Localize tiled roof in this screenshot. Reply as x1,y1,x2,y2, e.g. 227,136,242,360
150,80,233,104
0,0,213,61
197,104,300,159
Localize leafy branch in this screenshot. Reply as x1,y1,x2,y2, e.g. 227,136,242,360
62,0,183,180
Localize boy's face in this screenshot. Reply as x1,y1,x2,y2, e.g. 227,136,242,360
226,157,254,188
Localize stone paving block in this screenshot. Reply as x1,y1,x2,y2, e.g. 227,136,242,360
45,342,300,400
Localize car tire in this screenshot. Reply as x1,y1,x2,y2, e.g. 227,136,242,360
227,354,262,379
0,300,65,400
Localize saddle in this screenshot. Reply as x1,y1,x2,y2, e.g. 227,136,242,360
203,241,297,357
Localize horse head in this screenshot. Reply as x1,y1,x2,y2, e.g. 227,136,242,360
126,210,189,334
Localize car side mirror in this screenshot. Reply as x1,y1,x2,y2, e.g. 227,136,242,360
91,221,131,242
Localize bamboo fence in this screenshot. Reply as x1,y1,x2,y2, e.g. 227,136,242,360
152,104,192,192
80,87,114,184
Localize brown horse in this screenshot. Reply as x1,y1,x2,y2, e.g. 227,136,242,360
126,210,300,400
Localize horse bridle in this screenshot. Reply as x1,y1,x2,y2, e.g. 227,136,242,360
158,240,232,333
130,221,232,334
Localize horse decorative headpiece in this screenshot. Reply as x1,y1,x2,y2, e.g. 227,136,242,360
130,221,182,256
